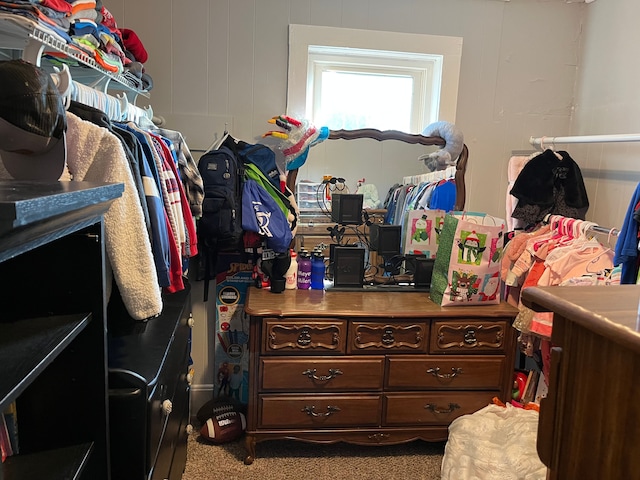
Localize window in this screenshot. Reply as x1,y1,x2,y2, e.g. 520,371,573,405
287,25,463,134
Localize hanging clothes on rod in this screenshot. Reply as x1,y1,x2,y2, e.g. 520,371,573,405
385,165,457,227
508,149,590,229
53,62,200,314
402,164,457,186
69,80,154,124
502,215,619,388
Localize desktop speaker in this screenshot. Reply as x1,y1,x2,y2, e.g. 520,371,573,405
332,246,365,288
331,194,364,225
369,224,402,257
413,257,435,288
403,253,426,275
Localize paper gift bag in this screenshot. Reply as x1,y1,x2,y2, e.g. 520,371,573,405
430,212,506,306
403,209,446,258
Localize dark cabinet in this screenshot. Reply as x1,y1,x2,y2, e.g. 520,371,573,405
0,181,192,480
0,181,123,480
107,284,193,480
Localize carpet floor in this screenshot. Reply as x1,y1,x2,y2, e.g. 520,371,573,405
182,431,445,480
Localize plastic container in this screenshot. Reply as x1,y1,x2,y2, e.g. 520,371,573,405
297,250,312,290
310,250,325,290
285,249,298,289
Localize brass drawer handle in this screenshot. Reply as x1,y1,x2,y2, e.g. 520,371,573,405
425,403,460,414
426,367,463,379
302,405,341,417
302,368,344,381
381,327,395,345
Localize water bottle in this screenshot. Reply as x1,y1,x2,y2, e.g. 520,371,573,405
297,250,312,290
310,250,325,290
285,249,298,290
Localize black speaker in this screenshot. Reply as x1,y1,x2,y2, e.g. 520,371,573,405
403,253,427,274
331,194,363,225
332,246,365,288
413,257,435,288
369,224,401,256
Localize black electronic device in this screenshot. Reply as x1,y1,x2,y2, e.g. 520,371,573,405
369,223,402,256
403,253,426,274
413,257,435,289
331,193,364,225
332,246,365,288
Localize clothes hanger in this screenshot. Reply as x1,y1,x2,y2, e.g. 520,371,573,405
205,123,230,153
539,136,563,160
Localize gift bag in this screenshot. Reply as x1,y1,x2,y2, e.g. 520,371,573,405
403,208,446,258
430,212,506,306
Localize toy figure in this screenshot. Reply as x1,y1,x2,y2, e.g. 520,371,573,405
216,362,230,398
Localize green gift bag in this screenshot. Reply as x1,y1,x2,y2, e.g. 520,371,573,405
430,212,505,306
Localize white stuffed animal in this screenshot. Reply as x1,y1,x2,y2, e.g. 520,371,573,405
357,183,380,209
419,121,464,172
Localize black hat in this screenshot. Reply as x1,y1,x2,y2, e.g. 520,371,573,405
0,59,67,181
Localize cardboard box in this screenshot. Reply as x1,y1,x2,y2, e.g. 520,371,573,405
212,254,257,405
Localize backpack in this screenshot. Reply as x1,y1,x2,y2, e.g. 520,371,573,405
197,145,244,300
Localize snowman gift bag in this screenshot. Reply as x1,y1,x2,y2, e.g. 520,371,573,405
430,212,506,306
403,209,446,258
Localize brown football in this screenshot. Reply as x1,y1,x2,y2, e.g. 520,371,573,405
199,405,246,444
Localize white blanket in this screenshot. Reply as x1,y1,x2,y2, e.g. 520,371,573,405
441,403,547,480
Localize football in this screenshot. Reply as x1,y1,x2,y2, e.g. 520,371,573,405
199,404,246,444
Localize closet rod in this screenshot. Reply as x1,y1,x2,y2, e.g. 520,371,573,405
530,133,640,147
588,224,620,237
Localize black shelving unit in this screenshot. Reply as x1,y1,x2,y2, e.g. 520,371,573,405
0,181,123,480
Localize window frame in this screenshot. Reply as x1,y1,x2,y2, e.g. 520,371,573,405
287,24,463,133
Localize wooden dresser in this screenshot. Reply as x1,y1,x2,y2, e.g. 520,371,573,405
243,287,518,464
522,285,640,480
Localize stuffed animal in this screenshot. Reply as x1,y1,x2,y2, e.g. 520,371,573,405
356,182,381,209
419,121,464,172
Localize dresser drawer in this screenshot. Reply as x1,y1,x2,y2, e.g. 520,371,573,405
384,392,495,426
349,321,428,354
259,394,382,428
261,356,384,391
429,319,510,354
263,318,347,354
386,355,506,390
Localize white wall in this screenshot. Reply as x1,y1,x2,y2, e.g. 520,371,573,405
569,0,640,229
105,0,592,411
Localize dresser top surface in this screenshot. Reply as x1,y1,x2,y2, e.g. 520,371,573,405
245,287,517,318
522,285,640,352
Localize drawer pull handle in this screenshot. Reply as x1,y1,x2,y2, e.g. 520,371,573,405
425,403,460,414
302,405,341,417
162,399,173,415
297,328,312,346
302,368,343,381
368,433,390,442
381,327,395,345
426,367,463,379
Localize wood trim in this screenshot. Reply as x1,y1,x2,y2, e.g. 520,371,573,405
284,128,469,210
328,129,447,145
